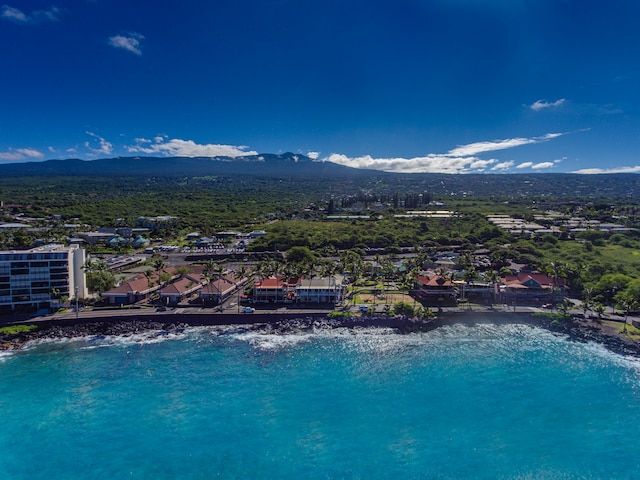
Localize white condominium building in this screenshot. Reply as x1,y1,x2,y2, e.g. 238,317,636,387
0,244,87,313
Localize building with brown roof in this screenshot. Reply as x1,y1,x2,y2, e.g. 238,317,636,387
102,274,158,305
499,272,567,305
413,274,458,306
252,276,298,303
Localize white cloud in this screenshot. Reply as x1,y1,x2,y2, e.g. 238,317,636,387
491,161,514,171
1,5,60,24
516,162,532,169
530,99,566,111
572,166,640,174
127,137,258,158
108,32,144,56
307,151,320,160
325,132,566,174
326,153,500,174
0,148,44,161
85,131,113,155
1,5,26,22
531,162,555,170
446,133,564,157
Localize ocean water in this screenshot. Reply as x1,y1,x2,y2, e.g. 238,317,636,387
1,321,640,479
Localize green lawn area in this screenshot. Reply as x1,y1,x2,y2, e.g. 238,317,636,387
0,324,38,335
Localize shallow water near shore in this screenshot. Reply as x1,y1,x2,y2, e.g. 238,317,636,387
2,321,640,479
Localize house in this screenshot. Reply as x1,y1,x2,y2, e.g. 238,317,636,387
199,276,236,305
102,266,178,305
159,273,204,305
77,231,117,245
248,230,266,238
252,276,298,303
413,274,458,306
102,274,157,305
295,276,344,304
131,236,150,248
499,272,567,305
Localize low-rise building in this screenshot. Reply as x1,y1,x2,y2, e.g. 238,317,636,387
413,274,457,306
498,272,566,305
252,276,298,303
296,277,344,304
102,274,158,305
199,276,236,305
160,273,205,305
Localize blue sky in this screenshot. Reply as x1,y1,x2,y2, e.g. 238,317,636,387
1,0,639,174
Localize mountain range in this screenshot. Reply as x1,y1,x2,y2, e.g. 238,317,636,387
1,153,639,198
0,153,373,178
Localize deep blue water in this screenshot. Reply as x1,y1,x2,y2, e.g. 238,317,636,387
1,322,640,479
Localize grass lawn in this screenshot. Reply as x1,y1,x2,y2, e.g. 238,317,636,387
0,324,38,335
601,320,640,341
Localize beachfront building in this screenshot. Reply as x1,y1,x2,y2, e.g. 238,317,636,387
295,276,345,304
413,274,458,307
198,276,236,305
0,244,87,313
102,274,159,305
252,276,297,303
498,272,567,306
159,273,205,305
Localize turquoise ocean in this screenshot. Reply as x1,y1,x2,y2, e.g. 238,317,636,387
2,321,640,479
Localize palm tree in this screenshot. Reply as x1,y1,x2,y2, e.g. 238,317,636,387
545,261,567,308
212,264,225,305
82,258,98,292
234,266,249,312
381,256,395,305
581,287,593,319
202,260,218,305
462,265,477,304
557,298,574,322
143,269,154,302
152,257,166,285
592,302,606,322
617,293,638,334
484,269,499,306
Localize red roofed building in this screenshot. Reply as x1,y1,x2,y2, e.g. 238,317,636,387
413,274,458,306
499,272,566,305
103,274,159,305
252,276,298,303
159,273,205,305
199,275,237,305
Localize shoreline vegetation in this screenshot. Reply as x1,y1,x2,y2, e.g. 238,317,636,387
2,309,639,359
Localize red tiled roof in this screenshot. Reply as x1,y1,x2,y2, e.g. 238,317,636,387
160,276,203,296
254,276,286,289
103,274,154,296
206,278,235,295
502,272,564,288
415,275,455,287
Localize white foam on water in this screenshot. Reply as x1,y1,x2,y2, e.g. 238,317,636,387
231,331,315,351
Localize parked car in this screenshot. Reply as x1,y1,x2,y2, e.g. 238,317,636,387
156,306,167,312
242,307,255,313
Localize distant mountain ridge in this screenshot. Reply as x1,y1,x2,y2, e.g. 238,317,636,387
1,153,640,197
0,153,379,178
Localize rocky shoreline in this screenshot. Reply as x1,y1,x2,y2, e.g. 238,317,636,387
536,316,640,357
1,312,639,358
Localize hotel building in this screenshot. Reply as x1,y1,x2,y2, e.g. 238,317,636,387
0,244,87,313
